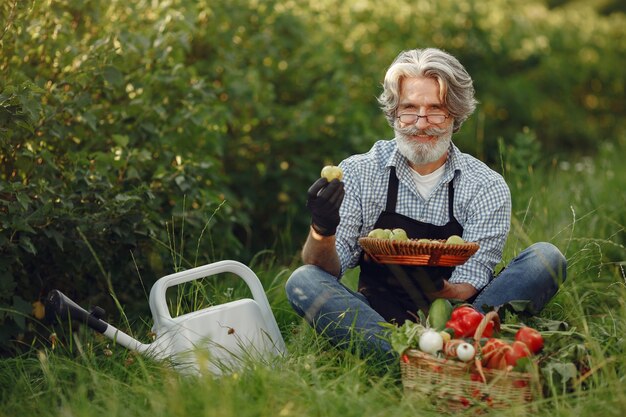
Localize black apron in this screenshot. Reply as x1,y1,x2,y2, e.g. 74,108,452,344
358,167,463,324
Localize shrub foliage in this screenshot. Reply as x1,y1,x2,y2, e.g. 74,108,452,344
1,0,624,350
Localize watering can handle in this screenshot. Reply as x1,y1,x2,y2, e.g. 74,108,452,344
148,260,278,337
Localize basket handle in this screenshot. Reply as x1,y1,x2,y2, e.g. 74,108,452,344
473,310,500,344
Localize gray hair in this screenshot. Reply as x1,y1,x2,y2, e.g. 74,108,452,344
378,48,478,133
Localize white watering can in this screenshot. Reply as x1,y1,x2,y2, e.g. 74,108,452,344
46,260,286,374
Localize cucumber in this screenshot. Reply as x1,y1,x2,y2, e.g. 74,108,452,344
428,298,453,331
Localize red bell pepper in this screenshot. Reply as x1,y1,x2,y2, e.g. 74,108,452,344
445,306,494,338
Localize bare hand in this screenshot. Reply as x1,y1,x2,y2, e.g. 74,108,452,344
428,280,477,301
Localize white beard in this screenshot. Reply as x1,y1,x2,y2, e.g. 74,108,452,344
394,123,453,165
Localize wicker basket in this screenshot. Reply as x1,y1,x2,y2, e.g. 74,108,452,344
358,237,479,266
400,312,540,412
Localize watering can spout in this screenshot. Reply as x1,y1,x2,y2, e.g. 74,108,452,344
45,290,155,357
45,290,108,333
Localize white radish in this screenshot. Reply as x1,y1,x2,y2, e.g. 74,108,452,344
418,330,444,355
456,342,476,362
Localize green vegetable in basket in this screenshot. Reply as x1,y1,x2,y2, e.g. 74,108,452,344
427,298,453,331
379,320,426,355
389,228,409,241
445,234,465,245
367,228,391,239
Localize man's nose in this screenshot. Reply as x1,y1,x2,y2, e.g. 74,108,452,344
415,116,430,129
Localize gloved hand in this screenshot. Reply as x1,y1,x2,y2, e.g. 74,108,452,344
306,177,345,236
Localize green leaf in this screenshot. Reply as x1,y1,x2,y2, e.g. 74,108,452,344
15,119,34,133
542,361,578,387
15,193,31,210
379,320,426,355
82,111,97,131
0,272,16,297
103,66,124,88
503,300,533,313
43,229,65,250
19,236,37,255
126,166,141,180
11,296,32,330
114,193,141,203
0,91,15,105
11,220,36,234
16,88,42,122
529,316,570,332
175,175,191,192
22,81,46,94
112,134,129,147
512,356,534,372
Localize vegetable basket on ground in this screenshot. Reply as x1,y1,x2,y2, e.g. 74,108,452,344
399,311,542,412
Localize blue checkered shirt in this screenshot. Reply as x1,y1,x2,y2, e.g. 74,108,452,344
336,140,511,291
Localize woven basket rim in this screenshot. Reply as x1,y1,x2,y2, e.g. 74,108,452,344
358,237,479,266
402,348,534,379
358,237,479,251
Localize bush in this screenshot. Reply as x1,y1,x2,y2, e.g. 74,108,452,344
0,0,243,351
1,0,624,351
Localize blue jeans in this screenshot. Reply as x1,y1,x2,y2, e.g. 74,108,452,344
285,242,566,359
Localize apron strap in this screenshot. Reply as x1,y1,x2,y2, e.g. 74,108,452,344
448,180,455,222
385,166,399,212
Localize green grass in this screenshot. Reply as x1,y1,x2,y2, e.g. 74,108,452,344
1,140,625,416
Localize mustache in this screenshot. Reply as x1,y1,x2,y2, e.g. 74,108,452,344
395,124,449,137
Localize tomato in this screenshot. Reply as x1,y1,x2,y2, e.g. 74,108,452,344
515,326,544,354
482,338,506,356
481,339,509,369
487,350,509,370
505,341,532,367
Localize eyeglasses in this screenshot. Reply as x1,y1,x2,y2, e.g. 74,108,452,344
397,113,449,125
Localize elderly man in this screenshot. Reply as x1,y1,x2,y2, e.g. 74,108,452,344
285,48,566,357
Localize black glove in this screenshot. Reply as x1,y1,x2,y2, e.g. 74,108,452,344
306,177,345,236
